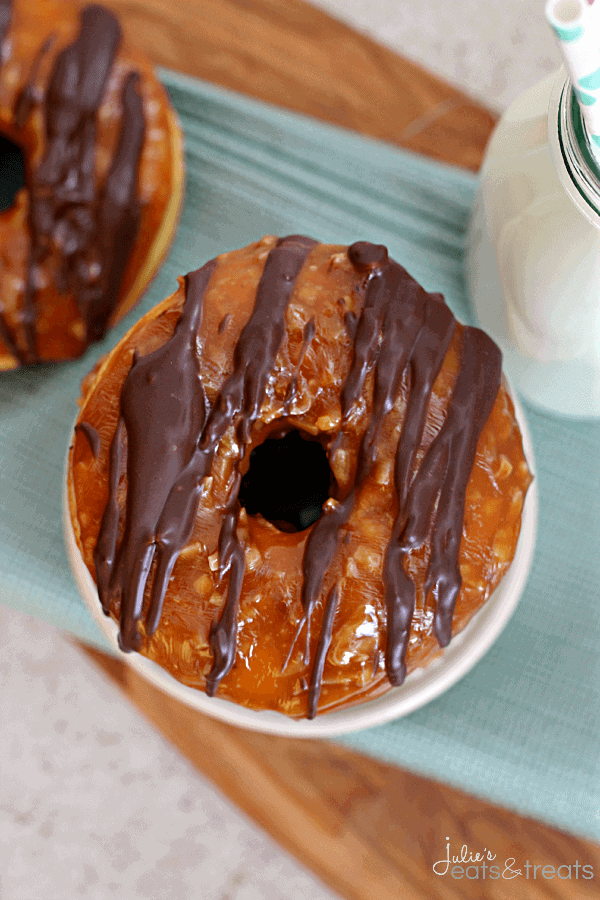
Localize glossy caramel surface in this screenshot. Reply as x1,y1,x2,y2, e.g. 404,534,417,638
69,238,532,717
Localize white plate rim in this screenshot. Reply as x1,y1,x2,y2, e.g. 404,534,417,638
63,382,538,738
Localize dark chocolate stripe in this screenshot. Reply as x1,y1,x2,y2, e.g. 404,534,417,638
6,4,146,364
151,237,318,582
201,235,318,694
75,421,101,459
0,1,17,364
295,247,407,651
0,0,13,366
14,33,56,128
83,71,145,342
36,6,121,189
295,254,403,605
426,327,501,646
200,235,318,451
390,294,454,510
0,0,22,360
22,5,122,361
97,236,316,659
343,309,357,341
307,585,339,719
291,492,353,669
94,258,217,649
340,242,390,419
94,416,125,613
384,325,501,685
382,298,456,687
295,243,454,712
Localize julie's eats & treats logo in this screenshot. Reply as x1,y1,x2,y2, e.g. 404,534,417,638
433,838,594,881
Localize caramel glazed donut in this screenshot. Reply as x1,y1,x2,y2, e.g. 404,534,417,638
68,236,533,719
0,0,183,368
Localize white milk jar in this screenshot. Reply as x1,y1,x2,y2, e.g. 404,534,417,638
465,67,600,418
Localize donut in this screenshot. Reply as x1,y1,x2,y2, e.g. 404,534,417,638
67,236,533,719
0,0,183,368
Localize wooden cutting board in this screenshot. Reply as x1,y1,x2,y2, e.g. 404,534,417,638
70,0,600,897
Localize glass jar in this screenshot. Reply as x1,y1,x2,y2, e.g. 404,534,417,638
465,67,600,418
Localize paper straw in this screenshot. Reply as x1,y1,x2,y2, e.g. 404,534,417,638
546,0,600,150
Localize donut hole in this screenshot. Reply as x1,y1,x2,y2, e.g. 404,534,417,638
0,134,25,212
239,429,334,533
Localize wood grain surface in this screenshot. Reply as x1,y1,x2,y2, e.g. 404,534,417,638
69,0,599,897
80,645,600,900
70,0,496,170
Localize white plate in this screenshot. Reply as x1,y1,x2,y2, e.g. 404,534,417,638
63,387,537,738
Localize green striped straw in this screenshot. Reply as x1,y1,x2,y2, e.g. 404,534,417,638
546,0,600,153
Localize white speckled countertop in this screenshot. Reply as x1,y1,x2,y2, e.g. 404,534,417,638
310,0,560,112
0,3,561,899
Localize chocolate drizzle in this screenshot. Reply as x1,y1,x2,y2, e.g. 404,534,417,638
95,236,318,661
14,33,56,128
307,585,339,719
75,420,100,459
0,0,16,358
94,259,217,650
93,237,502,718
384,325,501,682
0,4,146,364
86,70,145,342
292,243,456,715
204,237,318,693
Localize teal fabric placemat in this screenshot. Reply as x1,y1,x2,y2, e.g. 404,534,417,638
1,69,598,842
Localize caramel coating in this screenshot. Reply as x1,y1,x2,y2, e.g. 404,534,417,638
0,0,183,367
68,238,533,717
